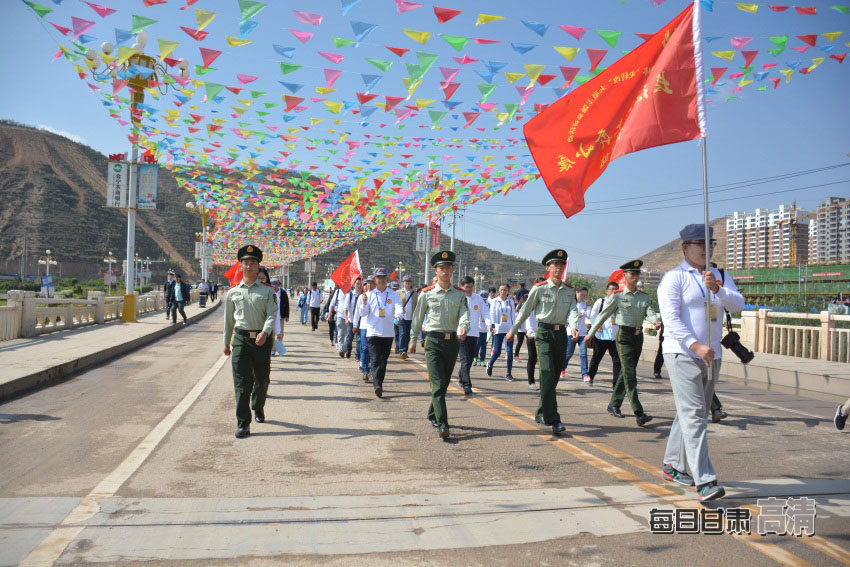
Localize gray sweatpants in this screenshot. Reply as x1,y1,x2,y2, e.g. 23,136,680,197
335,318,351,353
662,353,720,487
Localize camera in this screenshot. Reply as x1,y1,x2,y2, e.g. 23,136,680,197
720,331,754,364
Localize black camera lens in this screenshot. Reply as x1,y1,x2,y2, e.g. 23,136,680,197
721,332,754,364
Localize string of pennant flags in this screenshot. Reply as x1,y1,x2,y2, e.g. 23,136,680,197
21,0,847,265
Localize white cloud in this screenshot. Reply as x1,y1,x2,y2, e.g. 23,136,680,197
37,125,87,145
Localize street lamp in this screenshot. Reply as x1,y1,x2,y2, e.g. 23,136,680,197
38,249,58,276
104,251,116,296
87,34,190,308
186,201,213,282
134,253,141,292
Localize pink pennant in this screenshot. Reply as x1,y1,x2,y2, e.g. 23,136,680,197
453,55,477,65
71,17,95,40
769,5,789,11
142,0,167,6
440,67,459,82
169,73,191,87
433,7,461,23
462,112,479,127
293,10,323,26
741,50,758,68
289,29,314,43
730,37,753,50
769,78,781,88
441,82,460,100
199,47,221,68
762,63,778,70
85,2,116,18
650,0,666,5
728,72,744,79
236,74,258,85
795,6,817,15
516,86,534,105
473,38,499,45
792,46,812,53
180,26,208,41
324,68,342,88
559,66,579,87
181,0,200,9
112,78,128,94
559,25,587,40
385,96,404,111
51,22,72,36
318,52,344,64
477,102,496,112
586,48,607,72
395,0,423,13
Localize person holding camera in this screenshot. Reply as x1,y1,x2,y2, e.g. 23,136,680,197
657,224,745,502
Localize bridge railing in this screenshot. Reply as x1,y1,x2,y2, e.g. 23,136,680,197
0,289,192,341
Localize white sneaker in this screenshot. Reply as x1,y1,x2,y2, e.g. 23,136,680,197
528,383,539,391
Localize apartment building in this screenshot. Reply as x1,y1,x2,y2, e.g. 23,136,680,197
809,197,850,265
726,204,809,269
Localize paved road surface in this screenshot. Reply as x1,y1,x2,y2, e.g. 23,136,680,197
1,311,848,566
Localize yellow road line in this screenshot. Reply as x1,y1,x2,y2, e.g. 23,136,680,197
401,356,819,567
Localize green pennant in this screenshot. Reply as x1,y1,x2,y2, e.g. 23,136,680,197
263,102,279,108
416,52,439,74
739,65,753,78
204,83,225,100
131,14,157,34
724,96,737,102
478,84,497,102
832,5,850,14
23,1,52,18
256,111,270,117
504,104,519,120
250,90,267,98
440,35,470,52
332,37,356,48
757,86,767,91
238,0,267,21
596,30,621,48
366,58,392,72
428,110,447,125
575,76,592,85
768,35,788,56
279,62,302,75
405,63,423,81
194,64,217,75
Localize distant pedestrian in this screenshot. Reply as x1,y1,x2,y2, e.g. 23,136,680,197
457,275,488,395
298,288,309,325
359,269,402,398
307,282,322,330
164,270,176,320
562,286,590,383
167,273,190,325
398,275,416,360
587,281,622,387
487,283,517,382
522,277,546,391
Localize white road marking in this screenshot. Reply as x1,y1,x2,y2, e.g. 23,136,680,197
19,355,228,567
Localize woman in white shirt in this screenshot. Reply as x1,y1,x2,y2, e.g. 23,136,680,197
561,286,590,383
486,283,517,381
587,281,622,386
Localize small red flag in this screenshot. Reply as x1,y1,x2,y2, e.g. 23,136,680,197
608,269,627,292
389,270,398,281
223,261,243,287
331,251,362,293
524,4,704,219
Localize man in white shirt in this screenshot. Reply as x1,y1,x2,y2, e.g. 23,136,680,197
457,276,489,395
358,268,402,398
398,275,416,360
307,282,322,331
342,277,362,359
657,224,745,502
353,276,374,381
331,279,358,358
587,281,621,386
561,286,590,383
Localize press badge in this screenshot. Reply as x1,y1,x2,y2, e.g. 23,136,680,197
501,314,508,322
710,305,717,320
378,308,386,317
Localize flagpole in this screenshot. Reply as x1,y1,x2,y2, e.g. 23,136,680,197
701,137,712,352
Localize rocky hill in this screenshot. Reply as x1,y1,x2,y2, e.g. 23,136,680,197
639,217,728,274
0,121,200,279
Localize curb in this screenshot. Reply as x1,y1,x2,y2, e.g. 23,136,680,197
0,300,222,403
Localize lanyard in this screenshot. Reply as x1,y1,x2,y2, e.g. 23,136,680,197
688,271,710,299
374,290,388,310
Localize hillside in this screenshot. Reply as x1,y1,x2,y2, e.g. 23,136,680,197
0,121,200,279
639,217,728,274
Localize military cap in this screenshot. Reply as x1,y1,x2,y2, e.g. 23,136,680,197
390,281,399,289
620,259,643,273
270,277,281,284
431,250,456,267
237,244,263,262
542,249,568,266
679,224,715,242
402,274,412,282
374,267,388,277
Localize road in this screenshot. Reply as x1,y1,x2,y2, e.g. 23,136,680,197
1,311,848,566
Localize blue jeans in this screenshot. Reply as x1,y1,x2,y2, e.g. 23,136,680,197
488,332,514,374
477,332,488,360
299,305,308,324
358,328,371,372
399,319,412,353
562,335,589,375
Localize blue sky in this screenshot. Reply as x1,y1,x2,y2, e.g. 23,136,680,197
1,0,847,275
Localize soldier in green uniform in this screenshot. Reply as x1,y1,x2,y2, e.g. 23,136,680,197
223,245,278,439
507,249,579,434
408,250,470,440
585,260,661,427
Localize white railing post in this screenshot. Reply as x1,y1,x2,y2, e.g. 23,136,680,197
819,310,833,361
757,308,770,353
5,291,24,341
740,311,757,351
89,291,105,324
20,291,37,338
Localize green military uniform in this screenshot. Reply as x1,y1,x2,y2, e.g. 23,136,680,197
587,260,659,423
224,245,278,435
511,249,579,431
410,250,470,439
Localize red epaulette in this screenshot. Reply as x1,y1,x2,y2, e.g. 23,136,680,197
454,285,464,291
421,285,435,292
534,280,547,287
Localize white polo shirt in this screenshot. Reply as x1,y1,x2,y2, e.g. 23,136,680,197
358,287,402,337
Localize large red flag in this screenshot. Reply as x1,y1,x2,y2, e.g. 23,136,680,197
223,261,243,286
331,250,362,293
524,3,705,218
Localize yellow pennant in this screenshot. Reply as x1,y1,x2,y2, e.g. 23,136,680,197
157,39,179,61
504,72,525,83
195,8,216,30
553,46,579,61
115,46,137,66
822,31,843,43
736,3,758,13
475,13,504,27
524,64,545,85
403,29,431,45
226,36,252,47
711,51,736,61
779,69,793,83
323,101,343,113
415,99,435,109
315,87,336,94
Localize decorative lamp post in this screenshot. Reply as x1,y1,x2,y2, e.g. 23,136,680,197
38,249,58,276
186,201,213,282
104,251,116,295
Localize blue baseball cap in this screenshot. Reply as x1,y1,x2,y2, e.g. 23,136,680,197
680,224,714,242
